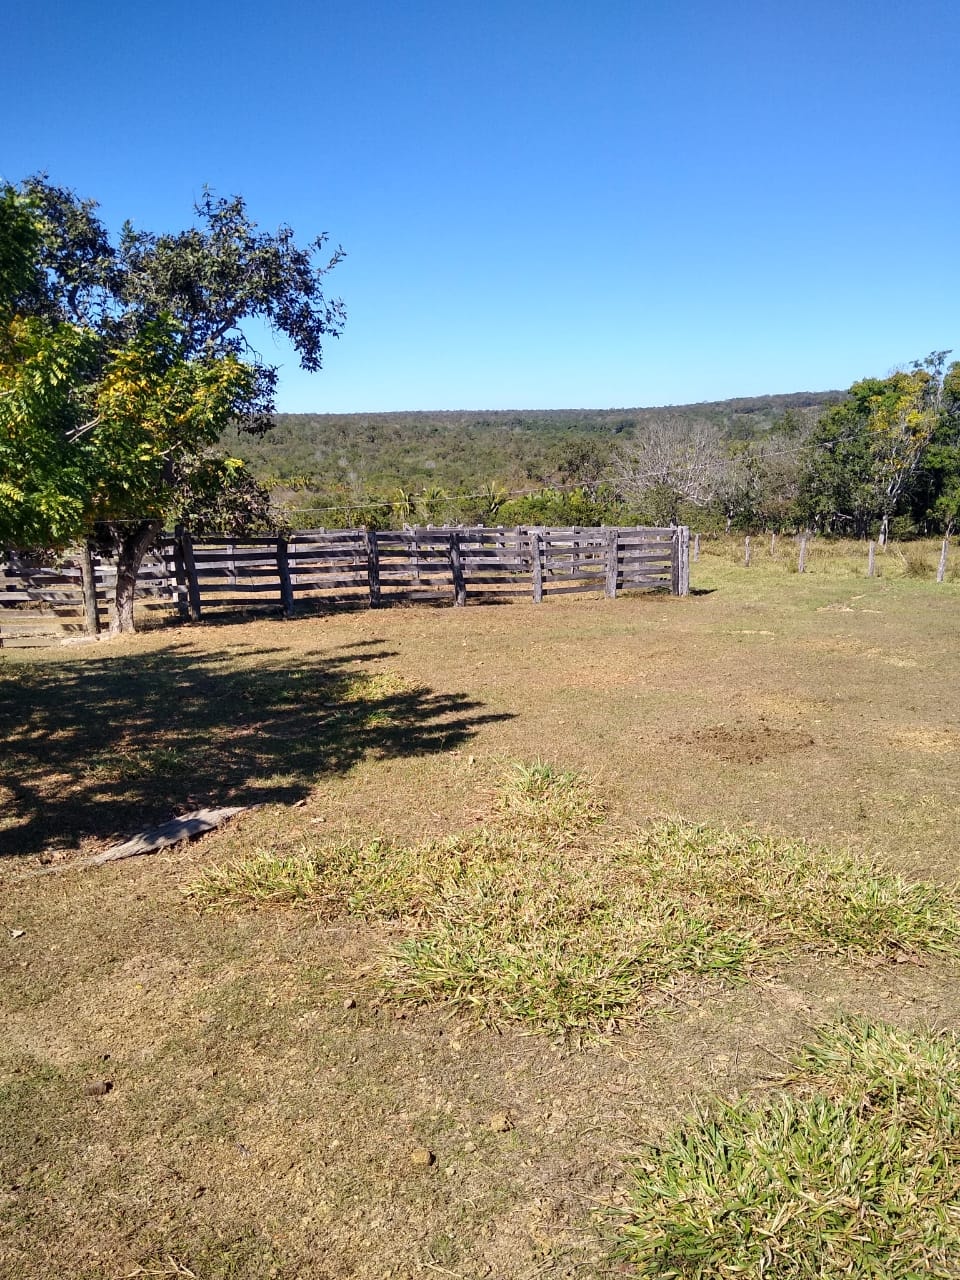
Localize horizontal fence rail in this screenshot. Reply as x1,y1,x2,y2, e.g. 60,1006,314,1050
1,525,689,646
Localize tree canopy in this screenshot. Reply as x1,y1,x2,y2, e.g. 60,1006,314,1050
0,178,345,629
800,354,959,540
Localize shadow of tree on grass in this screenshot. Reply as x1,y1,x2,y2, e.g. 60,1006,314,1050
0,639,511,859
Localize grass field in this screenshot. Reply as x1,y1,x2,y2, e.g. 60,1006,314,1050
2,541,959,1278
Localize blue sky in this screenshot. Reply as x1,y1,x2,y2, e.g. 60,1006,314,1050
4,0,958,412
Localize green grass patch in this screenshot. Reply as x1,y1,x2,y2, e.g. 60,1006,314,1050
385,820,959,1031
185,829,519,917
625,820,960,959
186,813,960,1034
495,760,606,839
616,1017,960,1277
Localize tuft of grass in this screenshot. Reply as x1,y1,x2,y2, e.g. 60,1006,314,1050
187,817,960,1034
616,1017,960,1277
903,548,933,579
384,835,753,1031
186,849,327,910
495,760,606,838
624,820,960,960
385,821,960,1031
184,829,523,918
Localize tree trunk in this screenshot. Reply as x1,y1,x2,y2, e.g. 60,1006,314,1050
110,520,164,634
879,512,890,547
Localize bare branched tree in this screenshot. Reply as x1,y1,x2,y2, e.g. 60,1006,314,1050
611,417,728,523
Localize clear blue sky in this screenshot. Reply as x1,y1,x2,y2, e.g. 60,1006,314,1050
3,0,958,412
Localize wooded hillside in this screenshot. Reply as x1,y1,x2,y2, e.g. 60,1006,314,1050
222,392,842,496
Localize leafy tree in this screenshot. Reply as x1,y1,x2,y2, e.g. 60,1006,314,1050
801,354,956,540
414,485,450,524
0,188,99,545
920,361,960,534
0,177,345,630
551,438,610,495
497,485,623,528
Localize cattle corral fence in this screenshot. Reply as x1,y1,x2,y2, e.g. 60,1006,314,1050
0,524,690,647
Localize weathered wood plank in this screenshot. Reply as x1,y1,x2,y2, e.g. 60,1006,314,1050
78,541,101,636
605,528,620,599
531,530,543,603
276,536,295,617
176,527,202,621
543,582,609,596
366,530,381,607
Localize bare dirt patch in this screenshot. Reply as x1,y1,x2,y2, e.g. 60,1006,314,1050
680,718,816,764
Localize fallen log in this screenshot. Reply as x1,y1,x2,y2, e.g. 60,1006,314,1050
24,806,249,877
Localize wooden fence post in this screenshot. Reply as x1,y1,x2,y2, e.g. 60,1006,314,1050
277,536,295,618
868,540,876,578
693,532,700,561
770,532,776,556
531,529,543,603
366,529,381,607
604,528,619,598
678,526,691,596
937,536,950,584
670,527,683,595
744,536,752,567
172,529,189,620
449,531,466,606
798,534,808,575
175,525,202,621
79,541,101,635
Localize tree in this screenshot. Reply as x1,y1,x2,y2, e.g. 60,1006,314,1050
920,360,960,534
714,443,804,533
0,177,345,630
552,438,610,495
0,188,99,546
611,418,728,525
801,354,956,540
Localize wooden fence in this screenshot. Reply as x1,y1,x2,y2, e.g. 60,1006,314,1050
0,525,689,647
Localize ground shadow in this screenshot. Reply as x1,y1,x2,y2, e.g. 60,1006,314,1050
0,640,512,858
143,594,522,625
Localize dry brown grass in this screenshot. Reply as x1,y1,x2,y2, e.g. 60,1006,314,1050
2,559,960,1278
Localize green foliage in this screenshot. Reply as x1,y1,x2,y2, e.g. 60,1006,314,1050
0,187,42,312
497,485,625,527
617,1018,960,1277
0,176,344,627
0,316,98,545
801,353,960,538
224,394,839,523
87,321,258,521
170,455,278,536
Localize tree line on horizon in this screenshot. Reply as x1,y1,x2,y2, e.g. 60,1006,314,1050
224,369,959,541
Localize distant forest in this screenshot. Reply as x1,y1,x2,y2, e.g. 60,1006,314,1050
221,391,841,522
218,363,959,539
